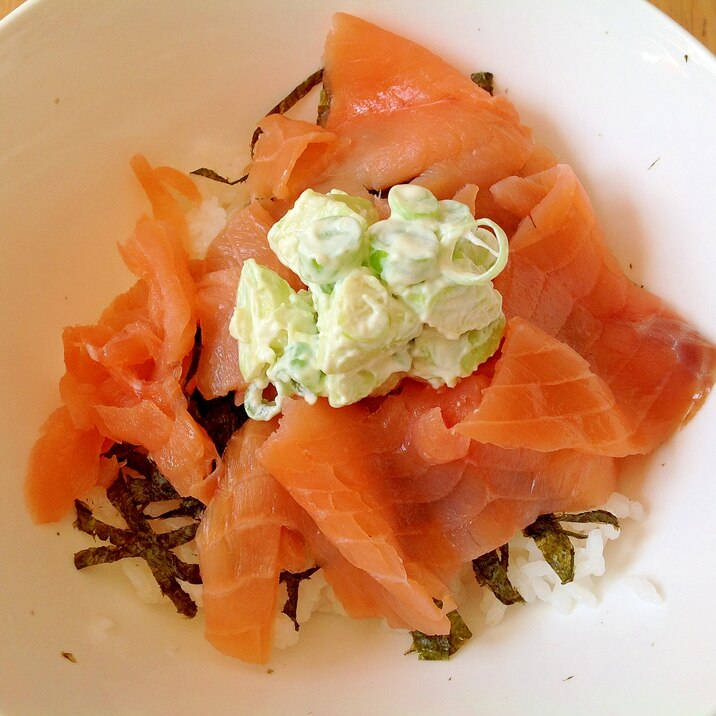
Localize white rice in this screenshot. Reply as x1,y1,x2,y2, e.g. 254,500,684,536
78,486,206,609
183,167,251,260
185,196,228,260
120,559,165,605
480,590,508,626
473,491,655,626
274,570,346,650
624,575,664,605
273,594,301,650
82,485,126,527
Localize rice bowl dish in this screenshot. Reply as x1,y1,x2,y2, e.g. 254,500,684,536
2,2,716,715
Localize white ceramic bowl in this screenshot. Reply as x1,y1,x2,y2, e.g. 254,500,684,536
1,2,715,714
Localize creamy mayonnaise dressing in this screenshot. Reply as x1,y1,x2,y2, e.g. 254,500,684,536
230,185,508,420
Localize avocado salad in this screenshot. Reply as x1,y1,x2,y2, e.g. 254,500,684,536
230,184,508,420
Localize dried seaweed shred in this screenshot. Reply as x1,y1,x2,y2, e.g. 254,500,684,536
192,68,325,182
470,71,494,95
279,566,320,631
553,510,620,529
188,389,249,456
73,450,205,618
407,607,472,661
367,188,388,199
316,86,331,127
473,509,620,597
266,67,325,118
522,510,620,585
472,544,524,605
189,167,247,185
523,515,575,584
251,67,325,152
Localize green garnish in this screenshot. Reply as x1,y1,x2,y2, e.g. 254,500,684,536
279,566,320,631
470,71,494,95
407,608,472,661
472,544,524,605
73,450,205,618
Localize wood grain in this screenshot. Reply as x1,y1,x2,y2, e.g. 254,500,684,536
0,0,23,20
1,0,714,53
649,0,715,51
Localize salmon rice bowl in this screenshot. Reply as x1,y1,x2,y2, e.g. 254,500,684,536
22,11,716,667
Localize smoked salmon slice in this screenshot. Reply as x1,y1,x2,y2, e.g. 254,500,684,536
129,154,202,245
245,14,536,202
195,200,300,400
259,399,453,636
492,165,716,453
25,407,112,523
457,317,637,456
371,384,616,574
258,381,617,591
197,419,306,663
320,14,535,197
248,116,340,203
27,162,221,520
117,217,196,370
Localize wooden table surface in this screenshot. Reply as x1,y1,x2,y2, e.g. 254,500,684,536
1,0,715,53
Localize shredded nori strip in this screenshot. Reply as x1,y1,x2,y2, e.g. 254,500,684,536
470,71,495,95
179,331,247,457
474,509,621,595
407,608,472,661
316,85,331,127
104,445,206,520
472,544,524,605
367,187,388,199
251,68,325,153
73,452,204,618
188,389,249,456
182,329,203,389
523,515,575,585
279,566,320,631
552,509,620,529
189,167,248,185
